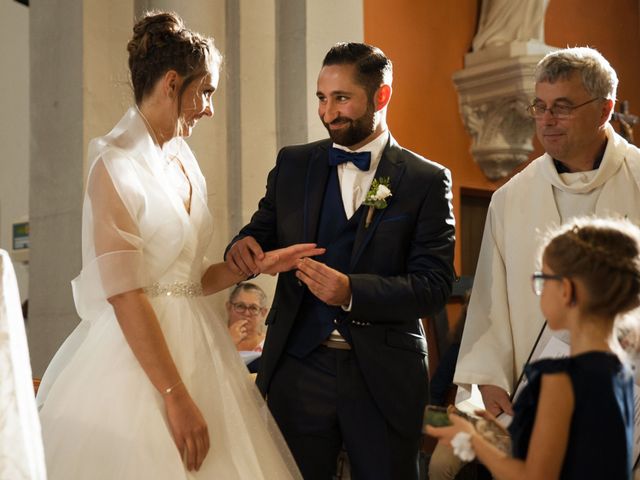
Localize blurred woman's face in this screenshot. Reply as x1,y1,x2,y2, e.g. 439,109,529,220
226,290,267,330
177,68,219,137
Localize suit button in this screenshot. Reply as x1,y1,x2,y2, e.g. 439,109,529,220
333,319,339,325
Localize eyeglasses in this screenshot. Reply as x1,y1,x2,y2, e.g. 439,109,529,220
531,272,564,296
526,97,601,119
230,302,263,316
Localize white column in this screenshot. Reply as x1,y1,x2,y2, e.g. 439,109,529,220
29,0,84,376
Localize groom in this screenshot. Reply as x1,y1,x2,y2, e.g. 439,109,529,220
226,43,455,479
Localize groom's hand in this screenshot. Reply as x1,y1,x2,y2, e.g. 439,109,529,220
296,258,351,306
226,236,264,277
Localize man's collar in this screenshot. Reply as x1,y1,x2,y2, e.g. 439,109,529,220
553,141,607,174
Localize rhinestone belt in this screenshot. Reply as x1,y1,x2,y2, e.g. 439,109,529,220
143,281,203,298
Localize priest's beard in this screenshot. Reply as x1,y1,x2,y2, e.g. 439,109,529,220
323,102,376,148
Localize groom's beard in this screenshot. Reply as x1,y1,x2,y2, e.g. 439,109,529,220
322,102,376,148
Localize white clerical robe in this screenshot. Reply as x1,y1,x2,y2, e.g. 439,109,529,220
455,124,640,394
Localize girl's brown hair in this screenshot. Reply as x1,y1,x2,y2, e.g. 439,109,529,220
543,217,640,319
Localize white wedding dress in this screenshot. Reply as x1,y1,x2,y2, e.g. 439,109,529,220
37,108,300,479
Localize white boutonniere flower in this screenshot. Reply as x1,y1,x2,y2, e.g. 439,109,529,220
363,177,392,228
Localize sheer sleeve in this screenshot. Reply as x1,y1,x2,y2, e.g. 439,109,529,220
88,157,147,298
73,154,149,317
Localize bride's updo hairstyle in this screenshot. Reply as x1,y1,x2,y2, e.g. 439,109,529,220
127,11,222,105
542,217,640,320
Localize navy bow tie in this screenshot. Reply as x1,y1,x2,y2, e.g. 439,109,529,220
328,147,371,171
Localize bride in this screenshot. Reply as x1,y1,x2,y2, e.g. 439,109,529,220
37,11,316,479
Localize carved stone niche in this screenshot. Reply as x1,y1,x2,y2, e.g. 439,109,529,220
453,41,554,180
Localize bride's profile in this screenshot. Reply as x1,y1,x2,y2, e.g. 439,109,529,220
36,11,313,479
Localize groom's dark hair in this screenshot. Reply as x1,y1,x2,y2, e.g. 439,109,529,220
322,42,393,102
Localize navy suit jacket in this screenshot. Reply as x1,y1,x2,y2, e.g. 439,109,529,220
226,135,456,436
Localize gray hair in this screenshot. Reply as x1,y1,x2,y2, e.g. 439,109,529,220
535,47,618,102
228,282,268,308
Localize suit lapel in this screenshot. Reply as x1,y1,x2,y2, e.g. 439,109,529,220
350,135,406,270
304,143,332,242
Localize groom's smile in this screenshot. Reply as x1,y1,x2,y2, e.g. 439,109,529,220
316,64,379,149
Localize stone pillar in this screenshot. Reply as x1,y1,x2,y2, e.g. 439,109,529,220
0,2,29,303
275,0,307,149
29,0,85,376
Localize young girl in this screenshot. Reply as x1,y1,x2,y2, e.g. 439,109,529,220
427,217,638,479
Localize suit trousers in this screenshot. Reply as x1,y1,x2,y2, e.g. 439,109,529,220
267,346,421,480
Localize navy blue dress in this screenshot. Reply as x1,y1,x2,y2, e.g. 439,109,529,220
508,352,634,479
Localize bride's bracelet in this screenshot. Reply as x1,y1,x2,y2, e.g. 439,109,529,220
162,380,184,396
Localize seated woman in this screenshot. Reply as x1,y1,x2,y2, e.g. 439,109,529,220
227,282,268,373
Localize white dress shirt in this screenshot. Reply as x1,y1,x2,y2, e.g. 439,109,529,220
329,130,389,336
332,130,389,218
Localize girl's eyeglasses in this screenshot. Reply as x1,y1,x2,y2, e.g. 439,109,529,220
531,272,564,296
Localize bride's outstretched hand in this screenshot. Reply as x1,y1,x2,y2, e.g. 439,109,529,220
258,243,325,275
